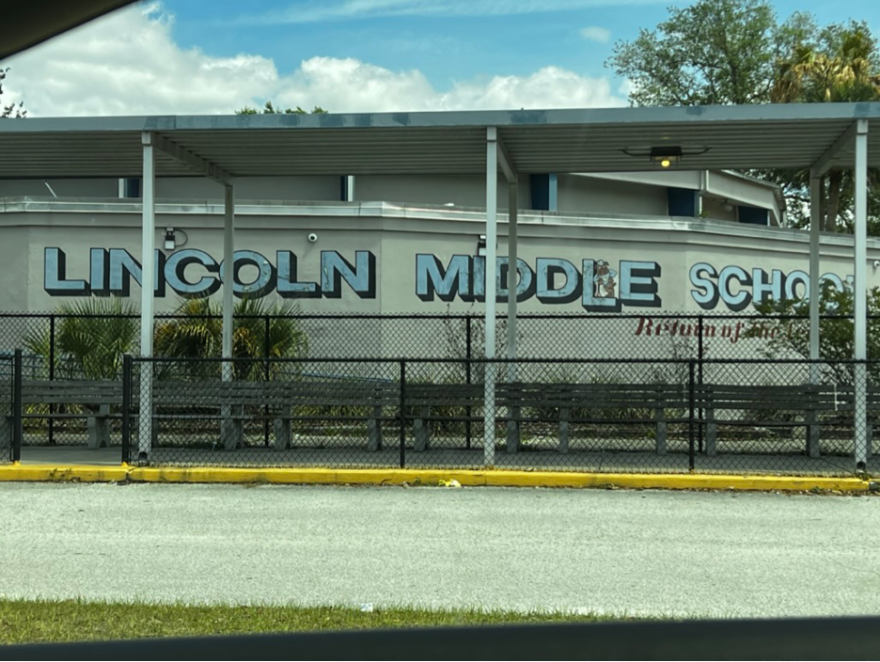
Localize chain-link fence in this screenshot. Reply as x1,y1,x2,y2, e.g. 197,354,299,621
3,312,880,366
2,311,879,475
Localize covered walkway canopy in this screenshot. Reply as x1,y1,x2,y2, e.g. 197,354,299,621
2,102,880,468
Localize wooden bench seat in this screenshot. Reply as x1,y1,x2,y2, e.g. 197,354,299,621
402,381,690,454
404,382,483,451
5,380,123,449
697,384,849,457
144,378,398,451
499,382,690,454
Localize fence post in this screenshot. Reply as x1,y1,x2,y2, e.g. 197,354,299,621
264,315,271,447
48,313,55,446
121,354,131,465
697,314,704,454
688,359,695,472
12,349,22,463
399,360,406,469
465,317,472,450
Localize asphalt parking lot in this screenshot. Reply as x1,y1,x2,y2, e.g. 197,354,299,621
1,483,878,618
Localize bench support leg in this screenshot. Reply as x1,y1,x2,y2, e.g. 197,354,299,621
87,405,111,449
274,418,291,450
706,408,717,457
0,416,10,454
367,406,382,452
506,406,520,453
655,407,667,455
221,405,243,450
806,410,820,458
414,408,429,452
558,408,570,454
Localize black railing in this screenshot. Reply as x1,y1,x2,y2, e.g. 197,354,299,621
74,354,875,475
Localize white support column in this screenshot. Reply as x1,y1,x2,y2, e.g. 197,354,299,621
219,183,238,450
854,119,869,470
507,180,518,383
810,171,821,383
808,171,822,459
346,175,356,202
138,133,156,461
222,184,235,381
484,128,499,467
548,174,558,212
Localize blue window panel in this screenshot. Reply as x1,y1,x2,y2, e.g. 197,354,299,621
738,205,769,225
667,187,698,217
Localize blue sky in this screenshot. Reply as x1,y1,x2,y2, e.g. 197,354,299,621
3,0,879,116
162,0,880,90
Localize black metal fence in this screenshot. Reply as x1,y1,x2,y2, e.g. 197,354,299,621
95,355,877,475
0,353,14,461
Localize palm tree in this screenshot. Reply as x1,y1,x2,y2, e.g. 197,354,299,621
23,298,138,379
154,297,308,380
772,23,880,232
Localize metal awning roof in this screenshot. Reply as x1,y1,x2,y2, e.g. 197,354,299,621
1,102,879,179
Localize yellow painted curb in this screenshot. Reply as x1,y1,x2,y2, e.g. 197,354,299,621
0,464,129,483
0,463,874,493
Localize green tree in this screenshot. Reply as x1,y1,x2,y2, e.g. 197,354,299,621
608,1,880,234
1,67,26,118
771,22,880,232
236,101,327,115
748,284,880,384
607,0,811,106
23,298,138,379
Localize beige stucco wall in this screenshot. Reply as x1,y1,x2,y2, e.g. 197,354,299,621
557,174,668,217
355,174,531,209
0,179,117,198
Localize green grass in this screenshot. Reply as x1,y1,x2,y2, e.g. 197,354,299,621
0,599,631,646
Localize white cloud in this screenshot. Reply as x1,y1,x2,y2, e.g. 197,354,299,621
238,0,672,25
579,26,611,43
2,3,625,117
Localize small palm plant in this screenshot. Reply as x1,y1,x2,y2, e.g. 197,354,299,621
154,297,308,380
24,298,138,379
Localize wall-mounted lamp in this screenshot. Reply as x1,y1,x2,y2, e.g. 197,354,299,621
477,234,487,257
164,228,188,251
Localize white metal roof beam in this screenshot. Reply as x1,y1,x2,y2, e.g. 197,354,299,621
811,122,857,176
487,127,517,183
143,132,232,185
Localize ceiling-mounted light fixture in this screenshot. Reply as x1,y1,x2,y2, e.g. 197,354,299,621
649,146,683,168
622,145,710,168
